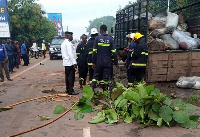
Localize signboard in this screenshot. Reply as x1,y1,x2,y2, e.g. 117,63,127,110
47,13,63,36
0,0,11,38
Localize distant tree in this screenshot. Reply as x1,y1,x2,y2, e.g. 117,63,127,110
86,16,115,34
8,0,57,45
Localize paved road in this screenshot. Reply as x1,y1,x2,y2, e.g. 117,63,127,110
0,57,199,137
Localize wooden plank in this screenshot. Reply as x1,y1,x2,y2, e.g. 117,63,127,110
191,60,200,67
171,53,189,60
148,60,168,68
192,52,200,59
149,68,168,75
147,74,167,82
168,68,188,74
148,53,169,61
171,60,188,68
189,73,200,77
167,73,186,81
191,67,200,73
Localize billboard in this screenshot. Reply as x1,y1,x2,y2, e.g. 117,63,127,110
0,0,11,38
47,13,63,36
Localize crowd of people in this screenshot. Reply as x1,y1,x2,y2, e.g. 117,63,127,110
61,24,148,95
0,39,46,82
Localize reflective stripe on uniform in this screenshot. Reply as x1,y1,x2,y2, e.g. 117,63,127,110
132,63,146,66
93,49,97,53
104,81,109,84
98,43,110,46
88,63,93,66
89,51,93,54
111,49,116,53
92,79,97,82
141,52,148,55
76,53,80,55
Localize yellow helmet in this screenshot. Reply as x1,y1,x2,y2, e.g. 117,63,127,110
134,32,144,40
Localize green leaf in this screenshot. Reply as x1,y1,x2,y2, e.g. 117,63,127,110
179,120,198,129
80,105,93,113
114,94,125,108
132,105,141,117
173,110,190,124
163,98,172,106
189,115,200,122
116,99,128,108
105,109,118,124
145,84,155,95
150,88,160,96
140,107,145,120
111,86,125,101
124,114,132,123
136,84,148,98
152,102,161,113
53,105,66,114
159,105,173,123
170,99,185,109
148,109,159,121
126,90,141,103
184,104,197,112
89,111,105,124
157,118,163,127
74,113,84,120
83,85,94,100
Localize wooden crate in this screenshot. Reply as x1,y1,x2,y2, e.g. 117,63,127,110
146,50,200,82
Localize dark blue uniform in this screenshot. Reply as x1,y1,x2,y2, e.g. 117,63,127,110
92,34,118,89
76,42,88,86
129,41,148,83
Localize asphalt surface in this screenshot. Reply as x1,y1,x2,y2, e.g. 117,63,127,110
0,56,200,137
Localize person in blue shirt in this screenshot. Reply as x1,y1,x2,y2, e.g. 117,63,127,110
0,40,13,82
21,41,28,66
4,39,14,72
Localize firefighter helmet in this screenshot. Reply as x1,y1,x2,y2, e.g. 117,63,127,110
91,28,98,35
130,33,136,39
134,32,144,40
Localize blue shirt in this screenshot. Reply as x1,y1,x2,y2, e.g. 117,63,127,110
21,43,27,55
126,42,137,69
4,43,13,56
0,45,6,61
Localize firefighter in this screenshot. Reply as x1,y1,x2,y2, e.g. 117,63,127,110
85,28,98,84
92,24,118,91
128,32,148,84
76,34,88,88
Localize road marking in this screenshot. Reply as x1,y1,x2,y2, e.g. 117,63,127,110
0,58,49,86
83,127,91,137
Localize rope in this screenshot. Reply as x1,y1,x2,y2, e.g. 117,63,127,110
5,93,79,137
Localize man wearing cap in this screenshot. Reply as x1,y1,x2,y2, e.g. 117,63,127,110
129,32,148,84
86,28,98,84
61,31,79,95
76,34,88,88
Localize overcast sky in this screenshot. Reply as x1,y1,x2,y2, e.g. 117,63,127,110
36,0,137,39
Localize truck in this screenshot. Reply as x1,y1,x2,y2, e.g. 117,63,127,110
114,0,200,82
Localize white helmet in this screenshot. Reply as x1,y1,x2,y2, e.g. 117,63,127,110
91,28,98,35
130,33,136,39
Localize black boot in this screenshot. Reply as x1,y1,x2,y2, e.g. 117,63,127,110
68,89,79,95
79,79,84,88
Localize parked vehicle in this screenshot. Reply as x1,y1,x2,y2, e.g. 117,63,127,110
49,36,65,60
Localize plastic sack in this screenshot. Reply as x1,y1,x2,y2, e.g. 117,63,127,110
160,34,179,50
148,38,168,51
148,17,166,30
172,29,200,50
165,12,178,28
176,76,200,89
151,28,167,38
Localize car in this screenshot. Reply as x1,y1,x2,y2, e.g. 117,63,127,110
49,37,65,60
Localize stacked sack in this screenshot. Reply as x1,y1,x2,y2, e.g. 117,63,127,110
147,12,200,51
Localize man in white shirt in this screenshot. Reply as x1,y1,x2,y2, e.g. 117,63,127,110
61,31,79,95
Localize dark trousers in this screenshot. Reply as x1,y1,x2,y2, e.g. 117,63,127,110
0,61,10,80
8,55,14,72
13,56,19,68
65,66,75,91
78,64,88,81
128,68,146,83
88,66,94,82
22,54,28,65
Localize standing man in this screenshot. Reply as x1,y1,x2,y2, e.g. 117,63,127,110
21,41,28,66
42,40,46,59
32,40,38,59
61,31,79,95
4,39,14,72
11,41,19,69
86,28,98,84
92,24,118,91
129,32,148,84
0,40,13,82
76,34,88,88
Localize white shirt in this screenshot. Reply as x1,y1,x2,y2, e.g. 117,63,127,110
61,39,77,66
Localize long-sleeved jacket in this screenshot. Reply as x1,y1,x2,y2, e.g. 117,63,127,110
92,34,118,66
61,39,77,66
76,42,87,66
4,43,13,56
131,41,148,68
86,36,96,67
